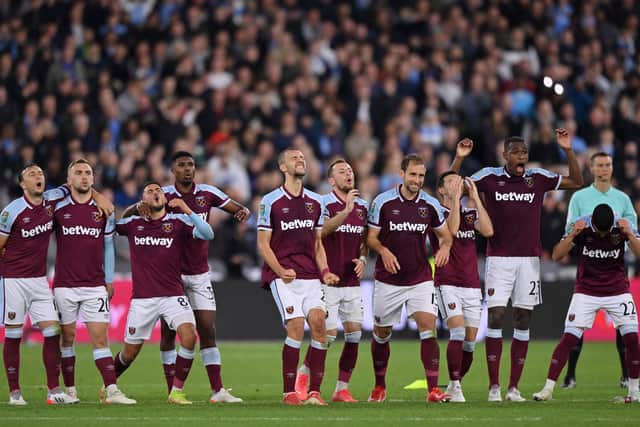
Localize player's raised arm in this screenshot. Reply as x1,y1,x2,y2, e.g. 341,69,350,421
314,229,339,285
618,218,640,257
168,199,215,240
552,220,586,261
467,178,494,237
556,128,584,190
367,226,400,274
321,189,359,238
445,175,463,235
450,138,474,173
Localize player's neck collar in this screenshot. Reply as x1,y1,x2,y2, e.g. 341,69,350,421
282,184,303,199
175,182,196,195
332,190,346,204
398,185,419,202
23,194,43,208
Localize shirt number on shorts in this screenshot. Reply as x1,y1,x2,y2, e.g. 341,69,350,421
97,297,109,313
177,297,189,307
529,281,540,296
620,301,636,316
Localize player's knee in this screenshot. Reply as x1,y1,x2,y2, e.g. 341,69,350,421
178,326,197,350
619,324,638,338
563,327,584,340
344,330,361,343
512,308,532,329
488,309,505,328
373,326,392,342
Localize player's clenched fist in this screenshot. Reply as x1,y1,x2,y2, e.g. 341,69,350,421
168,198,192,214
322,270,340,285
279,268,296,283
456,138,473,158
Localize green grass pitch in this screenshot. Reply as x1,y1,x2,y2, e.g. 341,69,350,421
1,340,637,426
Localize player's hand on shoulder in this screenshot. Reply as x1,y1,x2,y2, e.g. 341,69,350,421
94,192,115,217
137,201,152,219
280,268,296,283
168,198,191,214
555,128,571,150
234,207,251,222
322,271,340,285
456,138,473,158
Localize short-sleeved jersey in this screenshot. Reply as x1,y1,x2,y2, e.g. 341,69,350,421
368,186,446,286
0,187,69,278
53,195,115,288
116,213,197,299
570,215,636,297
428,206,480,288
321,191,368,287
471,167,561,257
258,186,324,287
163,184,230,275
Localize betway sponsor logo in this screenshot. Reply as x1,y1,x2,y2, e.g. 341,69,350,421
281,219,314,231
495,192,535,203
456,230,475,239
61,225,101,238
337,224,364,234
134,236,174,248
582,246,620,259
389,221,427,232
21,221,53,238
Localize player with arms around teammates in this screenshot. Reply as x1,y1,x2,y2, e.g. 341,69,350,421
113,182,214,404
53,159,135,404
295,159,368,403
451,130,583,401
1,164,111,405
428,171,494,402
129,151,249,403
533,204,640,402
367,154,453,403
257,148,340,406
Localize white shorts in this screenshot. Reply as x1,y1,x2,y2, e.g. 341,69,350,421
323,285,364,330
373,280,438,327
436,285,482,328
484,256,541,309
1,276,58,325
125,296,196,344
182,272,216,311
54,286,110,325
270,278,326,323
565,293,639,329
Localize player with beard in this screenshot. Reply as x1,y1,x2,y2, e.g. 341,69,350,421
451,130,583,402
114,182,214,404
257,148,340,406
561,152,637,389
428,171,494,402
295,159,368,403
53,159,135,404
367,154,453,403
533,204,640,402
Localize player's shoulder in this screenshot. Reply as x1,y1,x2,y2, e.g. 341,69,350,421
165,212,191,224
2,197,29,215
162,185,177,195
470,167,504,180
196,183,228,198
53,194,75,212
261,187,287,206
303,188,323,204
355,197,369,210
610,186,633,200
116,215,143,225
418,190,443,209
372,187,399,207
525,167,558,178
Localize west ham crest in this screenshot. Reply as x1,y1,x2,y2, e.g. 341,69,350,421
487,288,495,296
92,211,102,222
568,314,575,322
418,207,428,218
7,312,16,320
128,327,136,335
611,234,622,245
356,208,365,220
305,202,314,214
448,302,456,310
162,222,174,233
465,214,475,224
286,306,294,314
524,176,534,187
195,196,207,207
46,205,53,217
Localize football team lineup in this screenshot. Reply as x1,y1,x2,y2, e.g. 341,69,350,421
1,134,640,410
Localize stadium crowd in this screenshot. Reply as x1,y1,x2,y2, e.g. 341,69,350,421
1,0,640,276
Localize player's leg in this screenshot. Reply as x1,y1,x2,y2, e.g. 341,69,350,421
460,287,482,380
301,280,329,405
2,277,28,404
369,281,403,402
605,293,639,400
461,327,479,378
533,293,593,401
484,257,517,401
332,287,363,402
159,318,177,393
55,288,80,399
437,286,465,395
562,335,582,388
616,329,628,388
116,298,158,379
270,279,306,404
506,257,540,401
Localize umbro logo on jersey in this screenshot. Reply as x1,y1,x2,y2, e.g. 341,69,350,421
63,213,72,219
